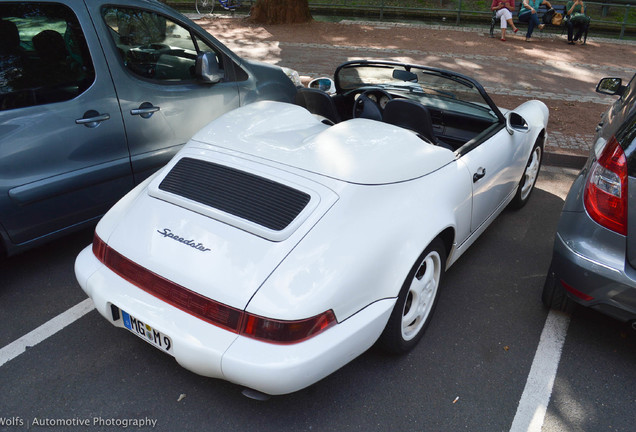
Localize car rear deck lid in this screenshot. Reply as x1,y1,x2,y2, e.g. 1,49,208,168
159,157,311,232
148,150,336,242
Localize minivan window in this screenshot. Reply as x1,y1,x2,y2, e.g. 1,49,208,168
103,7,221,82
0,2,95,111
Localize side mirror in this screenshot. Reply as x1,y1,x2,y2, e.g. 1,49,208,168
596,77,625,97
505,111,529,135
308,77,336,94
195,52,224,84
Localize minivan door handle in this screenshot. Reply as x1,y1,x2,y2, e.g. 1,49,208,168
131,102,160,119
76,110,110,128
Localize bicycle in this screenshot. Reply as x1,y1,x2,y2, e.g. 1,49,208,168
196,0,242,15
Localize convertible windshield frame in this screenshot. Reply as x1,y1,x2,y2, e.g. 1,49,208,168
334,60,504,123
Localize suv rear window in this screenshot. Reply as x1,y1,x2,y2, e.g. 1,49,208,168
0,2,95,111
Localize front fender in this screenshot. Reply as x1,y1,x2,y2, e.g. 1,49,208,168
506,99,549,165
513,99,549,130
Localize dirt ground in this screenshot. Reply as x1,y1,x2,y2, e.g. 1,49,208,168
199,17,636,141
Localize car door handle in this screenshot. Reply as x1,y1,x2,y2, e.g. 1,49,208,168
76,110,110,128
596,121,604,132
473,167,486,183
131,102,160,119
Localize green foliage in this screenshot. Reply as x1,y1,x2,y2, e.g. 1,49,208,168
166,0,634,25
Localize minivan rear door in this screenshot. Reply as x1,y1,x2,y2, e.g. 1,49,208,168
0,1,132,246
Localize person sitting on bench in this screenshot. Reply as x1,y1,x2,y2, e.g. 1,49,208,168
491,0,519,41
518,0,553,42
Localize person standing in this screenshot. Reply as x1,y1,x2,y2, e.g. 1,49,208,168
518,0,553,42
491,0,519,41
566,0,590,44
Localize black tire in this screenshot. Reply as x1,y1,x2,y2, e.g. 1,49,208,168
378,239,446,354
196,0,215,14
510,141,543,209
541,271,575,313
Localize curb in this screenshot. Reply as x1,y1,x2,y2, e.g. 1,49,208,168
543,151,587,169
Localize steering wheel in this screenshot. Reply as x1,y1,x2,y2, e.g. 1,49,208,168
352,89,392,120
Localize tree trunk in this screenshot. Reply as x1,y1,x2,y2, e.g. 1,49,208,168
249,0,312,24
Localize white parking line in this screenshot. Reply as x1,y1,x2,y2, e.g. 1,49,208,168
2,297,569,430
0,298,95,368
510,310,571,432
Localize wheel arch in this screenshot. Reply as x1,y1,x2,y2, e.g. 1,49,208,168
437,226,455,268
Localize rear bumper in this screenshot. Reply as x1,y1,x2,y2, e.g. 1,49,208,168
75,245,394,395
547,212,636,322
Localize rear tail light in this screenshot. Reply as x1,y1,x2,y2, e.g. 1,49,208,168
92,233,336,344
241,311,336,344
584,136,627,235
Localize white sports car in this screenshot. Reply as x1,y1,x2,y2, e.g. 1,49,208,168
75,60,548,397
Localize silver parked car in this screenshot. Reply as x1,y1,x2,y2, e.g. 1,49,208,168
543,73,636,326
0,0,297,257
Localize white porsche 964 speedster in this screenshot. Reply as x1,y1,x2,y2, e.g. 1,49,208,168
75,60,548,397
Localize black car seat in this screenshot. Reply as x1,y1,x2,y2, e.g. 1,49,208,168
0,20,27,109
33,30,68,65
295,87,341,124
382,99,453,150
32,30,72,85
0,19,21,56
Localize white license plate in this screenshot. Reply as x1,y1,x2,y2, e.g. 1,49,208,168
121,309,173,354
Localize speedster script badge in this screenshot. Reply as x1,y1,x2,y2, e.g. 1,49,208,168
157,228,211,252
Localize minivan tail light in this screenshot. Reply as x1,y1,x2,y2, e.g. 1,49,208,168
92,233,336,344
584,136,627,235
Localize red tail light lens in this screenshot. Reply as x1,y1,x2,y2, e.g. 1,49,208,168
92,233,336,344
584,136,627,235
93,233,242,332
241,310,336,344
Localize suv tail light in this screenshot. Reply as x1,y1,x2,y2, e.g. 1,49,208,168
584,136,627,235
92,233,336,344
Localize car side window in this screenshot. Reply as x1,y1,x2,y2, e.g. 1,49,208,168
0,2,95,111
103,7,222,82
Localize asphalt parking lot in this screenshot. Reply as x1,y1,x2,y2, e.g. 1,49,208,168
2,16,636,432
1,165,635,432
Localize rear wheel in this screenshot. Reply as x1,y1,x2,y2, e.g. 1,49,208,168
541,272,575,313
510,142,542,209
196,0,215,14
378,239,446,354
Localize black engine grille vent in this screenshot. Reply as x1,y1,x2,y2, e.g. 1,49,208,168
159,157,311,231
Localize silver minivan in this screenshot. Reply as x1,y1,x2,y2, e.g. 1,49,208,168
0,0,297,257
